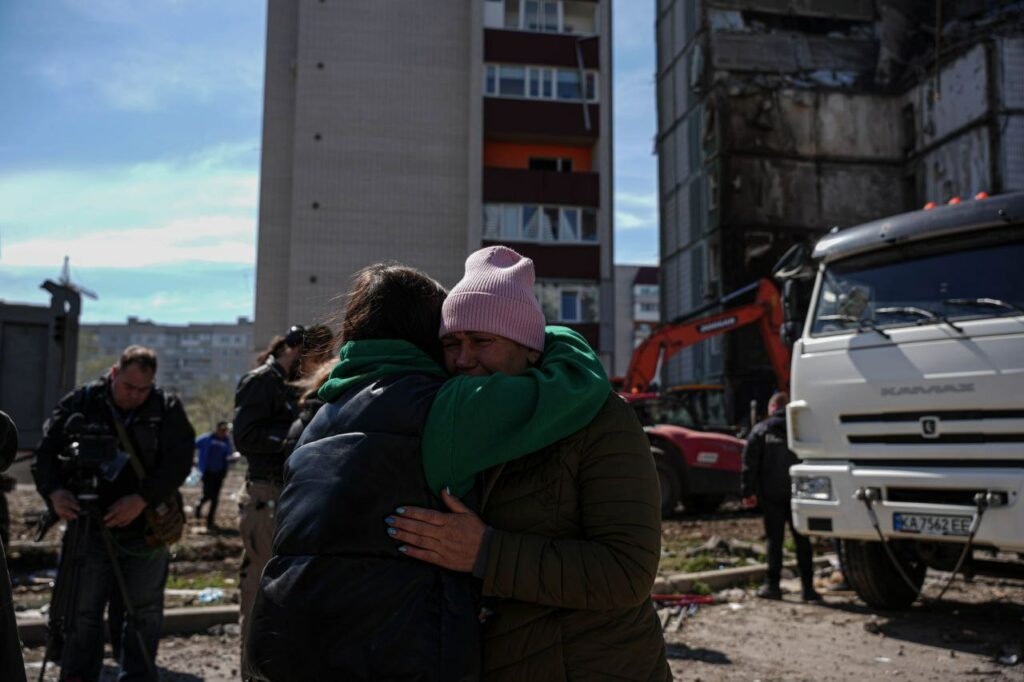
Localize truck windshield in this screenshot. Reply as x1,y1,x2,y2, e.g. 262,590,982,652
811,228,1024,336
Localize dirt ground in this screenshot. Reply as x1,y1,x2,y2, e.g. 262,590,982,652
7,469,1024,681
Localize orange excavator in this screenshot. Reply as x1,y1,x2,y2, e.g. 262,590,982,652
621,278,791,516
624,277,790,394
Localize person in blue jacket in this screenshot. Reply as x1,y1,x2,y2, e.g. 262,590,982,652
195,421,234,530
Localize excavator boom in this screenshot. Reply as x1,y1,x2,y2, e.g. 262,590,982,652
623,278,789,394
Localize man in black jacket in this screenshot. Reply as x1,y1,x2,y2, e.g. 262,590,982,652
33,346,195,680
233,326,306,633
741,391,821,602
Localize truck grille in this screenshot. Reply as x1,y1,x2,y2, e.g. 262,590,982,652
840,409,1024,423
848,433,1024,444
886,487,1008,506
841,409,1024,445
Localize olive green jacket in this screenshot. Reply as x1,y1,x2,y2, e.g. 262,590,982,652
478,393,671,681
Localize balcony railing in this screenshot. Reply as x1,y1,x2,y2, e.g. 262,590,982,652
485,98,599,141
483,167,599,206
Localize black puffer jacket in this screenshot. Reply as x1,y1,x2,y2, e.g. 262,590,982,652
243,373,480,682
740,411,797,501
233,357,298,483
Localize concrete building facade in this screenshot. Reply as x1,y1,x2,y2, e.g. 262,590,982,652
612,264,659,378
255,0,615,365
79,318,255,401
654,0,1024,421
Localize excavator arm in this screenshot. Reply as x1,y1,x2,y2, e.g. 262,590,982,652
623,278,790,393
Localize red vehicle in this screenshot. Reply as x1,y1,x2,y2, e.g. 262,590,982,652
622,278,790,516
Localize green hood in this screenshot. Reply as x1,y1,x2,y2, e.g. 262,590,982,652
315,327,610,499
318,339,445,402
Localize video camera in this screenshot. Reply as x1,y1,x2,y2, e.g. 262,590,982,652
58,413,122,497
35,413,123,542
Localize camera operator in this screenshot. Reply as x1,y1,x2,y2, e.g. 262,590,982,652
1,410,26,682
233,326,307,631
32,345,195,681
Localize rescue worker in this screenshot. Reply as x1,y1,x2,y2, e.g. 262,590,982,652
741,391,822,602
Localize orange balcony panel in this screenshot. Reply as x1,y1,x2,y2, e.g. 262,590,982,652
484,142,592,171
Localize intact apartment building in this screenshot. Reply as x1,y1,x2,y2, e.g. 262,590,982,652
655,0,1024,420
254,0,615,365
79,318,255,400
612,264,659,378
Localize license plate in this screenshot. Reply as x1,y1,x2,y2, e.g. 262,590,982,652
893,512,972,537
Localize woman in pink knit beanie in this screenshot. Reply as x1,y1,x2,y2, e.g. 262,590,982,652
438,245,546,377
388,245,671,681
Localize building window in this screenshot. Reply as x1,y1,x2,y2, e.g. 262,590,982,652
484,63,598,103
560,290,580,321
524,1,559,32
580,208,597,241
528,157,573,172
484,203,597,244
557,70,581,100
485,64,497,95
498,65,525,97
495,0,597,34
536,282,599,323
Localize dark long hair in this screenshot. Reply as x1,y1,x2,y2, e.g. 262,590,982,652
255,335,288,367
340,263,448,363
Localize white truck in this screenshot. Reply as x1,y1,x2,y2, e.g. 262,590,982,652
784,191,1024,609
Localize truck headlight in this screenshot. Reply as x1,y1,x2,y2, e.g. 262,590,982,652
792,476,833,501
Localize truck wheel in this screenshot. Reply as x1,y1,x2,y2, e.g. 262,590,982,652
842,539,926,610
652,447,680,517
682,494,725,515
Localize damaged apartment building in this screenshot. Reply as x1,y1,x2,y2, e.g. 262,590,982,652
655,0,1024,422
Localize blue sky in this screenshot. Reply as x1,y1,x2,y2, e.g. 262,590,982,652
0,1,656,324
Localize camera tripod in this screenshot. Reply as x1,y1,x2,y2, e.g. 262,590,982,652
38,491,156,682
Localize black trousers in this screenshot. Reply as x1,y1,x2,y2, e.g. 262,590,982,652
762,497,814,590
198,470,227,525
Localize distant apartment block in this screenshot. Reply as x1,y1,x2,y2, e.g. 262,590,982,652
254,0,615,365
79,317,255,400
612,265,658,378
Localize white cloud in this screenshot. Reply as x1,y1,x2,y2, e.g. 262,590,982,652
0,142,258,268
37,43,262,112
615,189,657,232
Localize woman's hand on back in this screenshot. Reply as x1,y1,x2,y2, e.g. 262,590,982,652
385,489,486,572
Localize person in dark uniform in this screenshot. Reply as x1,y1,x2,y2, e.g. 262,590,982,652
0,410,26,682
741,391,822,602
232,327,305,635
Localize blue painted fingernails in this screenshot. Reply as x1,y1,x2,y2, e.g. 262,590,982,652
387,527,397,536
395,507,406,514
398,546,408,553
385,516,395,525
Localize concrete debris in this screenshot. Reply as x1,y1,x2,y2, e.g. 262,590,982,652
863,617,885,635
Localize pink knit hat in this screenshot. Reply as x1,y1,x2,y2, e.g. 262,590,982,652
440,246,546,352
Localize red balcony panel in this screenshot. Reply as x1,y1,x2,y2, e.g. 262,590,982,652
482,241,600,280
484,29,600,69
484,99,599,142
483,167,599,206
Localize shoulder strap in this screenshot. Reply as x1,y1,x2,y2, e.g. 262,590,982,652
108,405,147,481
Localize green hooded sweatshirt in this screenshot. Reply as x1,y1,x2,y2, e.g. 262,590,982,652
318,326,610,496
